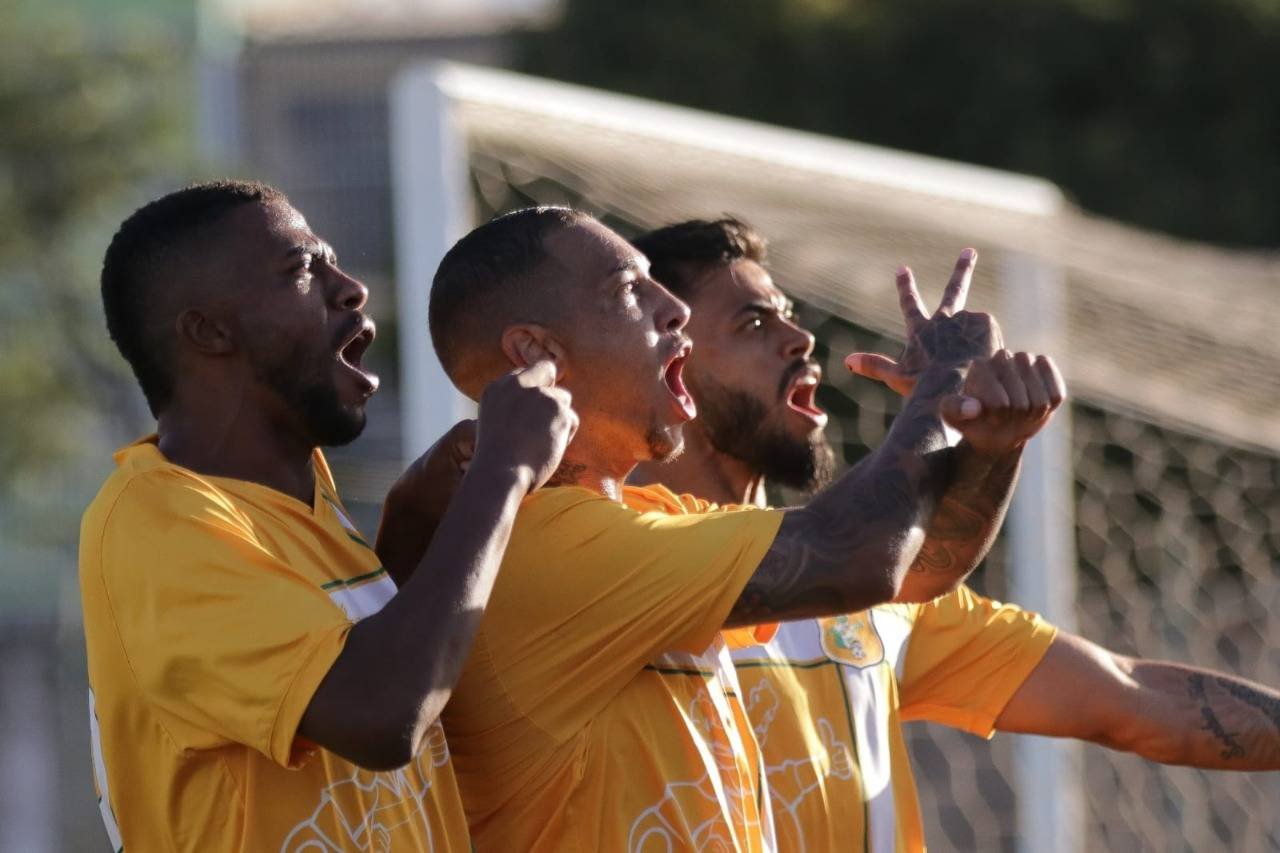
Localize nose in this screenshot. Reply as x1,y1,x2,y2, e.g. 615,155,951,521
330,266,369,312
783,319,816,361
653,282,690,334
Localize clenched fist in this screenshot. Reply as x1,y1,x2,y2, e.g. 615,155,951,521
474,359,579,493
939,350,1066,456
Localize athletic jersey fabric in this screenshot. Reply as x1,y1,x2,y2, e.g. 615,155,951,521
731,586,1056,852
79,436,471,852
442,483,785,852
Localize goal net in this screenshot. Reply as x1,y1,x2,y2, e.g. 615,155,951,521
389,61,1280,852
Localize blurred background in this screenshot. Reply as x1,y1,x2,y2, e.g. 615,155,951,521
1,0,1277,850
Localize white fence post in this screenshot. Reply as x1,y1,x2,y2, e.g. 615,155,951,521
1002,251,1083,853
389,64,475,466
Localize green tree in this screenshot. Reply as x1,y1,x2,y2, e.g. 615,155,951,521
521,0,1280,248
0,1,189,571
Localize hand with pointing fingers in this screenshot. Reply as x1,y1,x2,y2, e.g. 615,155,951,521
842,249,1066,454
845,248,1001,396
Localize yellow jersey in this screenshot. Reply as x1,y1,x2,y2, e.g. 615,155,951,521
79,437,471,852
442,483,786,851
731,586,1056,853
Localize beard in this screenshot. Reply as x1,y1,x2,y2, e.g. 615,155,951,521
692,375,835,494
252,347,366,448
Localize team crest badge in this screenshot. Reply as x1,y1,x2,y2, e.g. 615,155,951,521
819,612,885,668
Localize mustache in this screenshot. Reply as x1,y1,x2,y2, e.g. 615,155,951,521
777,359,819,401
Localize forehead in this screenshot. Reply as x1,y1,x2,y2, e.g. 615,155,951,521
691,259,789,316
544,218,647,284
218,199,322,260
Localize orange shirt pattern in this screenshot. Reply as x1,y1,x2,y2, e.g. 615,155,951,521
79,437,471,852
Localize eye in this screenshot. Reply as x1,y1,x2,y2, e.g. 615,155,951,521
743,315,765,332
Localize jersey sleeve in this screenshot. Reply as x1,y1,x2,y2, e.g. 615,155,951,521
481,487,785,738
93,471,352,768
898,585,1057,737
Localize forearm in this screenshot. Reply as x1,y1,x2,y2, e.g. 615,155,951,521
1119,660,1280,770
894,443,1021,602
727,364,963,626
301,460,529,769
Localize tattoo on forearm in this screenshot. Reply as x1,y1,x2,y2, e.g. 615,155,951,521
727,367,962,626
1188,673,1247,760
1215,677,1280,736
909,449,1020,579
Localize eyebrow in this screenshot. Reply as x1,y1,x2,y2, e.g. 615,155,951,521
609,257,648,277
285,241,336,263
734,298,794,318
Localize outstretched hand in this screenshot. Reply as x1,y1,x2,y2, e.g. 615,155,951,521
845,249,1002,396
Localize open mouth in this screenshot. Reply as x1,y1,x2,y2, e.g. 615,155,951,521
662,341,698,422
336,318,380,396
784,370,827,426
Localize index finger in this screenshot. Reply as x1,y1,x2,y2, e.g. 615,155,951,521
936,248,977,315
514,357,560,387
895,265,929,335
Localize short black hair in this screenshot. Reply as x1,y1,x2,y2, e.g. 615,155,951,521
429,206,589,386
100,179,285,417
631,217,768,300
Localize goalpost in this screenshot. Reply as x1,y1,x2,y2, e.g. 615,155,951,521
389,60,1280,852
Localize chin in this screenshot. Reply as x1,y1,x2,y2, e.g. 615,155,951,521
310,404,368,448
644,421,685,463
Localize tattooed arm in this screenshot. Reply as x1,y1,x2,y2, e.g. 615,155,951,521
996,632,1280,770
892,350,1065,602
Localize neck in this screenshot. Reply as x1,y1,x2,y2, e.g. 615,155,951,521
155,390,317,505
631,421,766,508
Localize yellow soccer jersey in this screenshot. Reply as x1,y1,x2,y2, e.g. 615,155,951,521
79,437,471,852
731,585,1056,853
441,483,785,852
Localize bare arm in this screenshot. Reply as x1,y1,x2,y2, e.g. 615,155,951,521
997,632,1280,770
298,363,577,770
376,420,475,588
846,266,1067,604
893,351,1065,602
895,444,1021,602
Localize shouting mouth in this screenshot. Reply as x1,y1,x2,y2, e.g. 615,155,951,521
336,316,380,397
662,340,698,422
784,365,827,428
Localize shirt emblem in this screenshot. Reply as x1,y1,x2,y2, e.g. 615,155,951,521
819,612,885,669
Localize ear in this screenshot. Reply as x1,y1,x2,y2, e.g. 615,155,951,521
500,324,568,380
175,308,235,356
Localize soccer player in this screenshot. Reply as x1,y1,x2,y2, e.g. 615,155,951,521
80,180,576,851
629,217,1280,852
425,206,1018,850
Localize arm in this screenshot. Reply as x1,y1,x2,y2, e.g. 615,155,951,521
376,420,475,588
728,253,997,626
893,350,1065,602
996,632,1280,770
299,362,577,770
